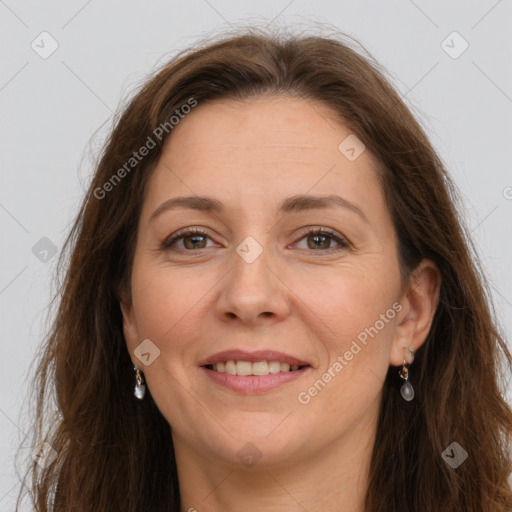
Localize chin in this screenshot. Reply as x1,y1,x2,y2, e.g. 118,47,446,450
208,425,310,468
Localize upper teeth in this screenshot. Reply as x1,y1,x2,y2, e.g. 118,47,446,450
212,360,301,376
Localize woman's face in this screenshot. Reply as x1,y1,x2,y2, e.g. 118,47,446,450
121,95,415,469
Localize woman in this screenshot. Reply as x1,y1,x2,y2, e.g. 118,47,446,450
16,28,512,511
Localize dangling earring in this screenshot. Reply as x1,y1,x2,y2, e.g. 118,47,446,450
134,366,146,400
398,346,415,401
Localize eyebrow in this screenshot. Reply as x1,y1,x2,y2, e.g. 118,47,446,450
149,194,369,224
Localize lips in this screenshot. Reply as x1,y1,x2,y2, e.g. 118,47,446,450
199,349,313,393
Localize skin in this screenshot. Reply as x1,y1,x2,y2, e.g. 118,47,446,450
120,95,441,512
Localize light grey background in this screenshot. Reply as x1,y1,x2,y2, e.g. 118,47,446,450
1,0,511,508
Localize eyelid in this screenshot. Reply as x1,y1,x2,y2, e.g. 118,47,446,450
291,226,350,251
294,225,344,240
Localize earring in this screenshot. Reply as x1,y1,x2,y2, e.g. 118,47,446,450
398,346,415,401
134,366,146,400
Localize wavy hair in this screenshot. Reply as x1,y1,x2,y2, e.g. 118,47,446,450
15,27,512,511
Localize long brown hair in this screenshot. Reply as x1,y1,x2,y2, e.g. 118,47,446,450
15,27,512,511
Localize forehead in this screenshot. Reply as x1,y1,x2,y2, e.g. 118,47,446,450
141,95,386,224
165,95,361,163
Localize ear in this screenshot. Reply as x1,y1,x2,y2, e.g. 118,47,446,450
389,259,441,366
118,285,140,362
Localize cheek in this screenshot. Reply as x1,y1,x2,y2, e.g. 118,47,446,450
290,265,399,418
290,260,399,353
128,263,212,427
297,291,396,425
130,260,211,339
313,273,399,413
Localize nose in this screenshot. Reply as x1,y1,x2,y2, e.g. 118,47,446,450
215,239,291,325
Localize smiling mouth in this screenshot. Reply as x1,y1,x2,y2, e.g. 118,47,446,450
204,360,309,376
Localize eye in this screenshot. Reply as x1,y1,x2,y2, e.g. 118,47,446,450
292,227,349,252
161,226,350,253
161,228,216,251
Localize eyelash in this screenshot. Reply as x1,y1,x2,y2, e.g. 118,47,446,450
161,227,350,253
